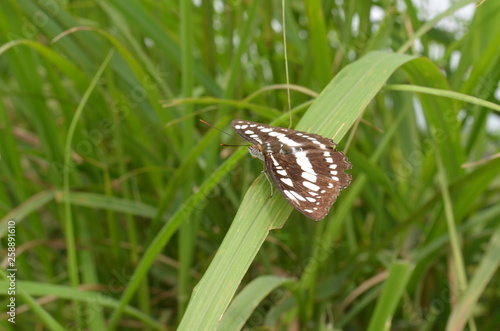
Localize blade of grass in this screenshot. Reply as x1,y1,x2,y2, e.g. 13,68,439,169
218,276,292,330
446,225,500,331
62,50,114,328
56,192,167,221
437,154,468,288
178,0,196,321
178,175,291,331
0,274,65,331
367,261,413,331
0,191,55,237
107,148,247,329
178,51,417,330
304,0,331,88
385,84,500,114
397,0,476,54
0,278,163,330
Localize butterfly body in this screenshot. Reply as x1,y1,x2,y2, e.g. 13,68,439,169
232,120,352,221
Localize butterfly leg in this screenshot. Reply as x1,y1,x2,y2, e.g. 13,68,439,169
261,169,274,197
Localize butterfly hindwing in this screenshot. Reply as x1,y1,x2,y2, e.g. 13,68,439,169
265,148,351,220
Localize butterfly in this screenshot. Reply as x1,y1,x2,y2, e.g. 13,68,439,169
232,120,352,220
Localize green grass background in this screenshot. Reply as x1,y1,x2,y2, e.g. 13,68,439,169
1,0,500,330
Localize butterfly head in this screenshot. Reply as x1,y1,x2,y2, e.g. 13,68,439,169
248,144,265,162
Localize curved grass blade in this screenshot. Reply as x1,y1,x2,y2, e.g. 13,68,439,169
178,51,418,330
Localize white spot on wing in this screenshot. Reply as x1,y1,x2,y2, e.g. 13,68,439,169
244,130,254,134
312,140,326,148
306,197,316,202
295,151,312,166
284,190,297,202
325,157,333,163
269,154,280,166
303,181,320,191
302,172,317,182
279,136,302,147
280,177,294,186
276,170,287,176
290,191,306,201
295,151,317,175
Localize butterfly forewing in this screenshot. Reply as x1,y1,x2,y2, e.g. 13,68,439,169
232,120,352,221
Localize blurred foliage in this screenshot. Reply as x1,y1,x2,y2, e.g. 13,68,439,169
0,0,499,330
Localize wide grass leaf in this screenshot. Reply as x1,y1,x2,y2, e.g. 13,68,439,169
178,51,417,330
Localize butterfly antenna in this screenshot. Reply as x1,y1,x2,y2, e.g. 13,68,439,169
199,119,247,145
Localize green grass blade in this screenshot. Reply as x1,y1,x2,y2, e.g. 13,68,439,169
367,261,413,331
0,275,65,331
446,226,500,331
107,148,246,329
178,174,288,331
218,276,291,330
397,0,475,54
304,0,332,87
61,50,114,327
386,84,500,114
0,191,55,237
0,279,163,330
178,51,417,330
